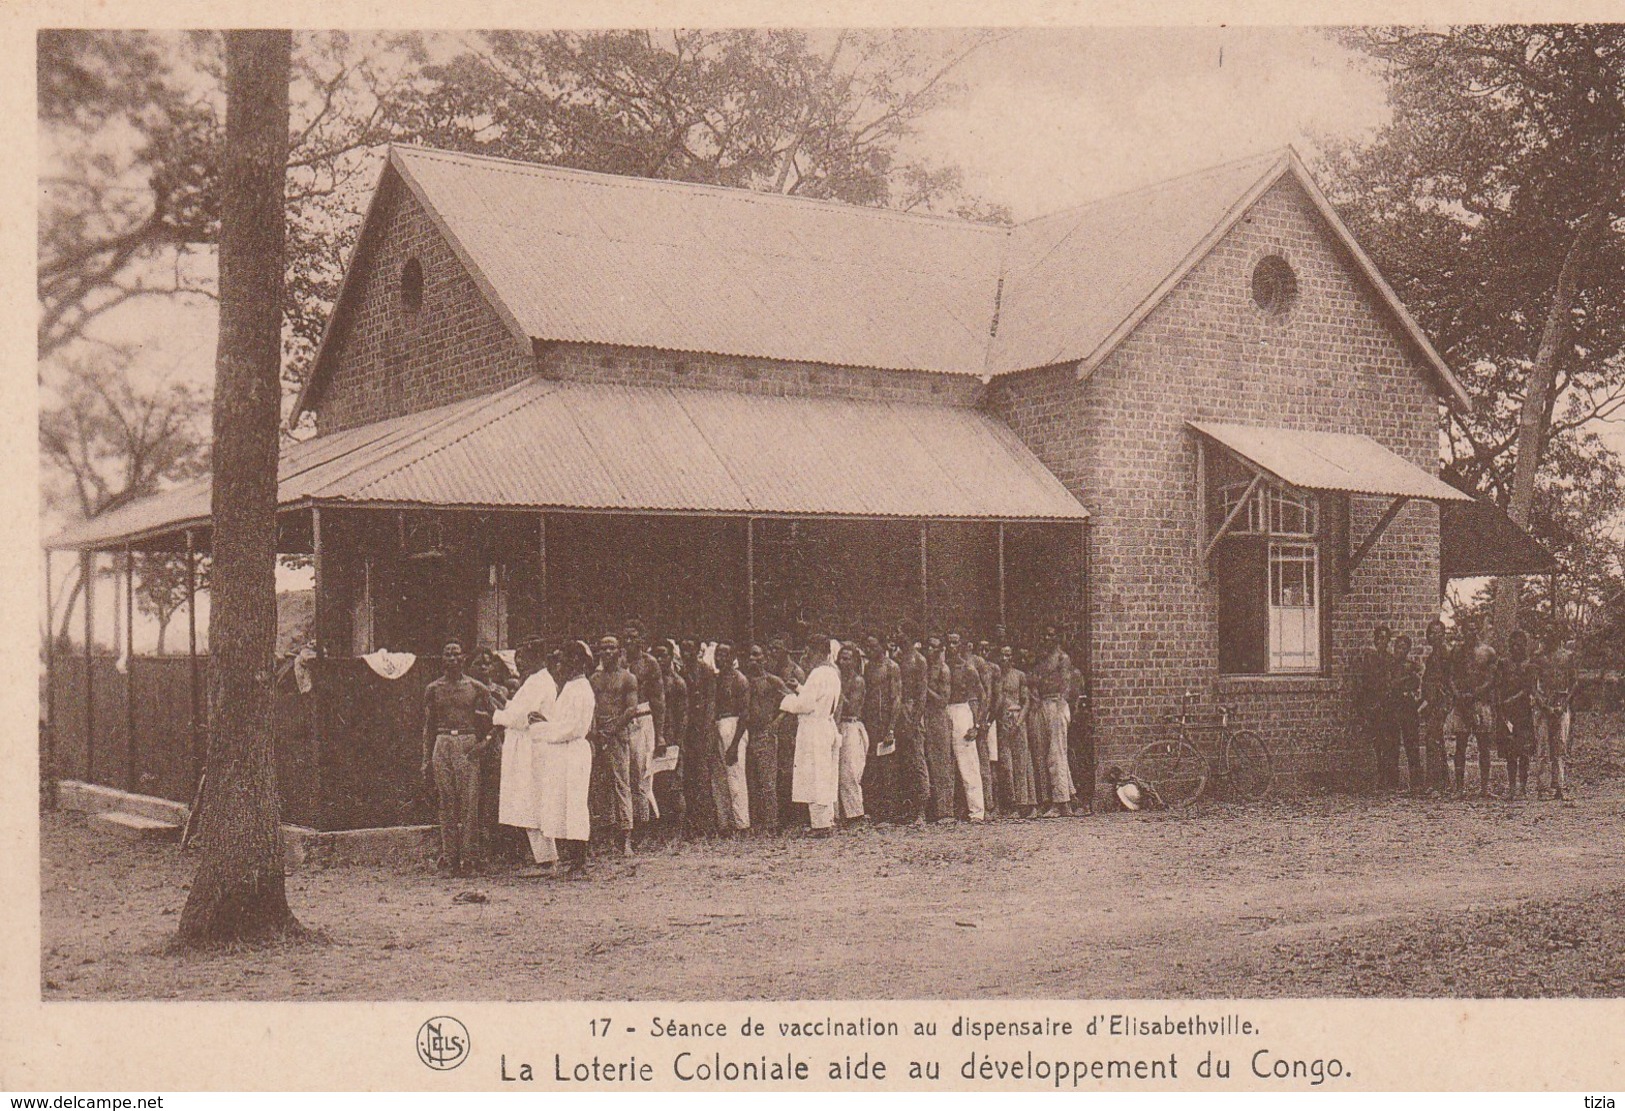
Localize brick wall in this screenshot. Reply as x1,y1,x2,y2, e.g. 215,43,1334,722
313,171,538,433
541,342,985,407
988,177,1444,787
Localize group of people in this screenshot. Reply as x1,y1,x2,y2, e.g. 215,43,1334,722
1353,616,1577,801
419,622,1095,877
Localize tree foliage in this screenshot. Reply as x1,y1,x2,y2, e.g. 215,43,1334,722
39,348,210,521
401,30,1006,219
38,30,415,378
133,552,210,655
1321,25,1625,637
38,31,219,359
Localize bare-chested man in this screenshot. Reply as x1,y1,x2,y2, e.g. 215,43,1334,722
1533,632,1577,801
651,640,687,834
739,643,789,831
892,630,930,825
1449,618,1499,798
976,638,1003,812
621,620,666,831
923,634,955,823
861,632,901,821
945,632,986,822
1030,625,1078,817
995,645,1038,817
1418,619,1453,796
421,641,494,874
681,637,719,836
714,642,752,833
588,634,639,855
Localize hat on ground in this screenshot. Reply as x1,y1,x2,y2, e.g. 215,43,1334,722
1116,781,1144,811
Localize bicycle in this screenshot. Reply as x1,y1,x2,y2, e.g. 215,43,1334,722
1128,690,1273,808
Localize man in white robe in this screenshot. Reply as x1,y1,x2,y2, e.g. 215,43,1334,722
528,640,598,878
493,639,558,872
782,634,842,836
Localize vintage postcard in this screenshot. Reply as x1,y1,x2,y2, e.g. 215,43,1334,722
7,0,1625,1096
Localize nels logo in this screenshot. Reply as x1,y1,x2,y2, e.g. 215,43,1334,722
416,1015,471,1071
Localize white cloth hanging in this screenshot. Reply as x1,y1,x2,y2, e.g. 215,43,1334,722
360,650,416,680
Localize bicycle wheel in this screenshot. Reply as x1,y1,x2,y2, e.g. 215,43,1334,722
1130,739,1208,809
1225,729,1273,801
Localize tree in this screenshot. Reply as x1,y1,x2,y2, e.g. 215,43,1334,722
178,29,299,946
39,31,414,384
134,552,210,654
398,30,1008,219
39,348,210,642
38,31,218,359
1323,26,1625,638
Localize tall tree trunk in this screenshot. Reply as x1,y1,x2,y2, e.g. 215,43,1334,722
178,30,298,946
1491,200,1613,644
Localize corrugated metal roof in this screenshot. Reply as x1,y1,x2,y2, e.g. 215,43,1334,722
295,145,1472,421
47,381,1088,549
1189,421,1472,502
987,151,1288,374
45,385,535,549
392,146,1007,377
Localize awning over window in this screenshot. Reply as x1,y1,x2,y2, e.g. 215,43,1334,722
1440,499,1558,578
1188,421,1472,502
1190,420,1554,579
46,379,1089,551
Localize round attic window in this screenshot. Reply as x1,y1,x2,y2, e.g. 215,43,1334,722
401,258,424,314
1251,255,1297,316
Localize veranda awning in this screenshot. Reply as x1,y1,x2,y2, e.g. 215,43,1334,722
47,379,1088,551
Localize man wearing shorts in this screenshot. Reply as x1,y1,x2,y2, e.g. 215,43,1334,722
1533,633,1576,801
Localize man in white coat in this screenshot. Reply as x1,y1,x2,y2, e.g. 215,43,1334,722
527,640,598,878
493,638,558,875
781,632,843,837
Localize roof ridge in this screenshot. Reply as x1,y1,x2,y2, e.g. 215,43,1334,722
1013,147,1290,231
391,143,1010,235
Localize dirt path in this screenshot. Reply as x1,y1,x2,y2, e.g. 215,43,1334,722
41,776,1625,1000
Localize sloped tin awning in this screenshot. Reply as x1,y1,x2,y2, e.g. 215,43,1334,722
1189,421,1472,503
46,380,1088,552
1189,420,1554,578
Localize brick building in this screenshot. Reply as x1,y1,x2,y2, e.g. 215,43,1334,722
47,144,1550,827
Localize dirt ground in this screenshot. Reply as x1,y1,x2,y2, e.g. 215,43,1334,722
40,714,1625,1001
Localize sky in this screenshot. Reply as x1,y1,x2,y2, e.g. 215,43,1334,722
46,27,1607,646
912,27,1388,220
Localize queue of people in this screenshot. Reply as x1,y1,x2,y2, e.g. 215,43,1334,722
418,622,1095,878
1353,616,1577,802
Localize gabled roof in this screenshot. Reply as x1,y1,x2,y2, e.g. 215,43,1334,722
404,145,1002,374
49,380,1086,549
292,144,1471,423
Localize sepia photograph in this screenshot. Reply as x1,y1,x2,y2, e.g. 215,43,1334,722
29,12,1625,1035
